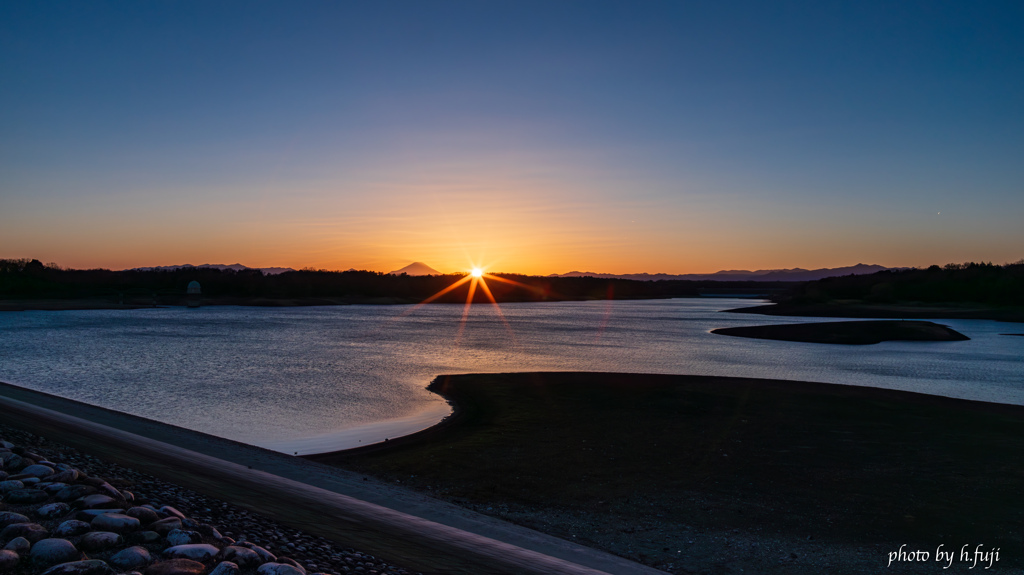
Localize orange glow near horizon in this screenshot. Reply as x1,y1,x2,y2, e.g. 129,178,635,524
5,166,1021,276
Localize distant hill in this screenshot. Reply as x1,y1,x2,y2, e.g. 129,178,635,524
388,262,442,276
128,263,295,275
551,264,894,282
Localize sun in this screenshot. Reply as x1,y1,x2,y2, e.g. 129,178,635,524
396,261,543,342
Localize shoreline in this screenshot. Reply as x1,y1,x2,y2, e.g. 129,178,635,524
0,294,744,312
260,404,454,456
726,301,1024,323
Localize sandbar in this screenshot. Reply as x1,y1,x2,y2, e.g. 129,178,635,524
710,319,969,344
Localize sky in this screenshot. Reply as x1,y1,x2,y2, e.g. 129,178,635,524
2,1,1022,275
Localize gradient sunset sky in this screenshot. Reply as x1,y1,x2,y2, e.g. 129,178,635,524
2,1,1022,275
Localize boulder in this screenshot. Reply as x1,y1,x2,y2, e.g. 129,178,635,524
144,558,206,575
148,517,182,535
126,531,161,544
0,480,24,493
93,483,123,501
43,483,69,495
78,532,123,553
19,464,55,478
3,536,30,554
125,507,160,525
91,513,140,534
164,544,220,562
1,522,49,543
30,538,83,567
53,520,92,537
75,494,119,510
0,512,29,528
277,558,304,571
195,525,224,540
234,542,275,563
4,489,49,504
0,549,19,570
0,453,24,471
166,530,202,546
44,470,80,484
208,561,239,575
216,547,262,569
41,559,115,575
55,485,96,502
256,562,306,575
38,503,72,520
108,546,153,570
75,509,126,522
159,506,187,520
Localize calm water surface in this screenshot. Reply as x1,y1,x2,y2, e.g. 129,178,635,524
1,298,1021,454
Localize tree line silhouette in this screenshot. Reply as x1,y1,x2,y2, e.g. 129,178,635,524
778,260,1024,306
0,259,786,305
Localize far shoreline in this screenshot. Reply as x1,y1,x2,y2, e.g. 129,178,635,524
0,294,739,312
726,301,1024,323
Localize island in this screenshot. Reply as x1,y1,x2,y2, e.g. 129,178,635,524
711,320,969,345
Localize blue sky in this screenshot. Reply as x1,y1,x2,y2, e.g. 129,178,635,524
2,1,1022,273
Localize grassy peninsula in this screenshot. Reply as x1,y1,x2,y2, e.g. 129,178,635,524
728,261,1024,323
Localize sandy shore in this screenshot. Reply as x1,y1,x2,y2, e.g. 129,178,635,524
315,373,1024,574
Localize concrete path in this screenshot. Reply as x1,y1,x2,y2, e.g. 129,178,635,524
0,382,667,575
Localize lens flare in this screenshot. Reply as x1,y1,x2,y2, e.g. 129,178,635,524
394,262,545,343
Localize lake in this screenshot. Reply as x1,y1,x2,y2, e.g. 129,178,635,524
1,298,1021,454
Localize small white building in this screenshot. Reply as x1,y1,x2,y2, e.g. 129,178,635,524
186,281,202,307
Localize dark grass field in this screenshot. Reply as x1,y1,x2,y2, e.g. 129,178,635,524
313,373,1024,573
